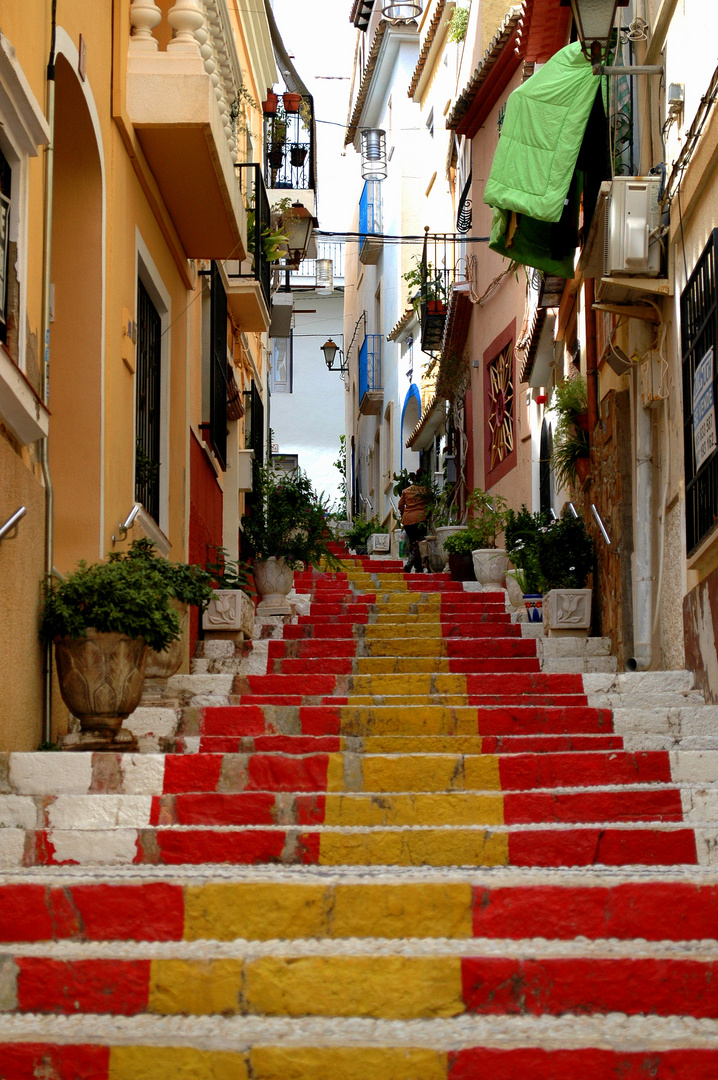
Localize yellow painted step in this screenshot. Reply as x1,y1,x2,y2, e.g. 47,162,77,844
326,752,501,793
357,735,486,753
184,881,474,941
348,674,468,696
322,791,504,826
364,624,445,638
110,1046,448,1080
347,695,471,707
318,828,509,867
362,639,447,658
354,658,451,675
339,705,476,732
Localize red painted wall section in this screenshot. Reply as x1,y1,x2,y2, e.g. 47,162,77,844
189,429,223,652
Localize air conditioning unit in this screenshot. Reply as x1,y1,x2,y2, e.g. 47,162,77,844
604,176,662,277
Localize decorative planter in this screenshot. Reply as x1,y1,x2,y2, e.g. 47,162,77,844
426,299,447,314
435,525,466,569
448,552,475,582
523,593,543,623
202,590,255,641
505,569,525,609
253,557,294,616
55,630,147,749
144,600,188,697
290,144,308,167
423,536,445,573
544,588,592,637
472,548,509,588
268,144,285,169
262,91,278,114
368,532,391,555
283,92,302,112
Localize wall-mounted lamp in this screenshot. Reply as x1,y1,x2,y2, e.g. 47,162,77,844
112,503,142,544
382,2,423,21
560,0,662,74
315,259,334,295
283,203,317,268
360,129,387,181
321,338,348,375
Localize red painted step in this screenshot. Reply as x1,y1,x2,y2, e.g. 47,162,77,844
448,1048,718,1080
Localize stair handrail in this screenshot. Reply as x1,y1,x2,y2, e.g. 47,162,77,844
0,505,26,542
590,503,612,545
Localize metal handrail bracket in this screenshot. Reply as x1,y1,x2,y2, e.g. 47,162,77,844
0,506,26,543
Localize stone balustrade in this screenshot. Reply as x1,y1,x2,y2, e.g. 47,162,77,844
129,0,245,161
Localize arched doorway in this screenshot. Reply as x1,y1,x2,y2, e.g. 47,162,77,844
401,385,421,473
50,51,104,570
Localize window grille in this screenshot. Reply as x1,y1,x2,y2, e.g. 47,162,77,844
682,229,718,555
209,263,228,470
135,279,162,522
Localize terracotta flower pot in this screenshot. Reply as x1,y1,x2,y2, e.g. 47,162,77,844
290,144,308,167
262,91,278,114
283,92,302,113
268,144,285,169
54,630,148,745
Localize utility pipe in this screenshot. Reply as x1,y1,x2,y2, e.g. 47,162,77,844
40,0,57,745
626,365,654,671
584,278,599,448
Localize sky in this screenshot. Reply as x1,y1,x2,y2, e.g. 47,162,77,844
270,0,359,232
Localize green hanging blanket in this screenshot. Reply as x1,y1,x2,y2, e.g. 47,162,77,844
484,41,600,223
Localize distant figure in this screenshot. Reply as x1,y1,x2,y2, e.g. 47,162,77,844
399,470,429,573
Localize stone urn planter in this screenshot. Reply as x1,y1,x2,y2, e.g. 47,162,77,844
472,548,509,589
504,569,525,609
423,536,445,573
202,589,255,640
544,588,592,636
54,630,147,749
253,556,294,616
143,600,188,698
435,525,467,569
368,532,391,555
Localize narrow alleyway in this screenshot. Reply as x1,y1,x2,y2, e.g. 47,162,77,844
2,551,718,1076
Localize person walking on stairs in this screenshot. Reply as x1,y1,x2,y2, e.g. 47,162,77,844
399,470,430,572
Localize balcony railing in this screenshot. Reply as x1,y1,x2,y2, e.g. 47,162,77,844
263,97,315,191
359,334,382,412
419,231,466,354
230,164,271,311
359,180,382,264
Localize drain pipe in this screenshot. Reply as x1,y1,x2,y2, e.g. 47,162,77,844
626,366,654,671
40,0,57,744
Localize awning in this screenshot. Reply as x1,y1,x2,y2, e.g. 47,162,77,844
406,394,446,450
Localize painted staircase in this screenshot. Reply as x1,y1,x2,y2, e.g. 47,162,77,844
2,549,718,1076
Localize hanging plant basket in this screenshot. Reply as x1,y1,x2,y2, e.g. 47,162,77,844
290,144,308,168
262,91,278,114
283,92,302,113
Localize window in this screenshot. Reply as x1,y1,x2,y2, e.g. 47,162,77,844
682,229,718,555
426,108,434,139
0,147,11,347
484,323,516,486
383,402,393,493
135,279,162,522
271,334,293,393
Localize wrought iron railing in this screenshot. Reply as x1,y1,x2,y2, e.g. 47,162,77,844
263,95,315,191
419,231,466,354
359,334,382,401
232,163,271,311
359,180,382,256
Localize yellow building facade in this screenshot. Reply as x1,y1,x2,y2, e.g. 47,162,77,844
0,0,278,750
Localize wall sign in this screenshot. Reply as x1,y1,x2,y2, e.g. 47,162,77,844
693,346,716,471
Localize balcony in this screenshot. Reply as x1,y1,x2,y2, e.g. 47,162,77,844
418,233,466,354
359,180,382,265
359,334,382,415
263,95,315,193
126,0,246,260
225,164,271,333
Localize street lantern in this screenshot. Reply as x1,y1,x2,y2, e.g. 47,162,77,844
360,129,387,181
561,0,629,64
315,259,334,295
284,203,316,267
382,2,423,20
321,338,347,374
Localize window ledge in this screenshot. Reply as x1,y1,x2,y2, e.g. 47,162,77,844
0,347,49,445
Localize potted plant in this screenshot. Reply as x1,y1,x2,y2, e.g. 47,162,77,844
241,465,340,614
262,89,279,114
112,538,214,694
442,527,481,581
467,487,510,587
536,505,595,636
402,257,447,313
550,374,590,490
346,515,384,555
40,555,182,748
504,504,552,620
203,547,256,642
290,143,308,168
